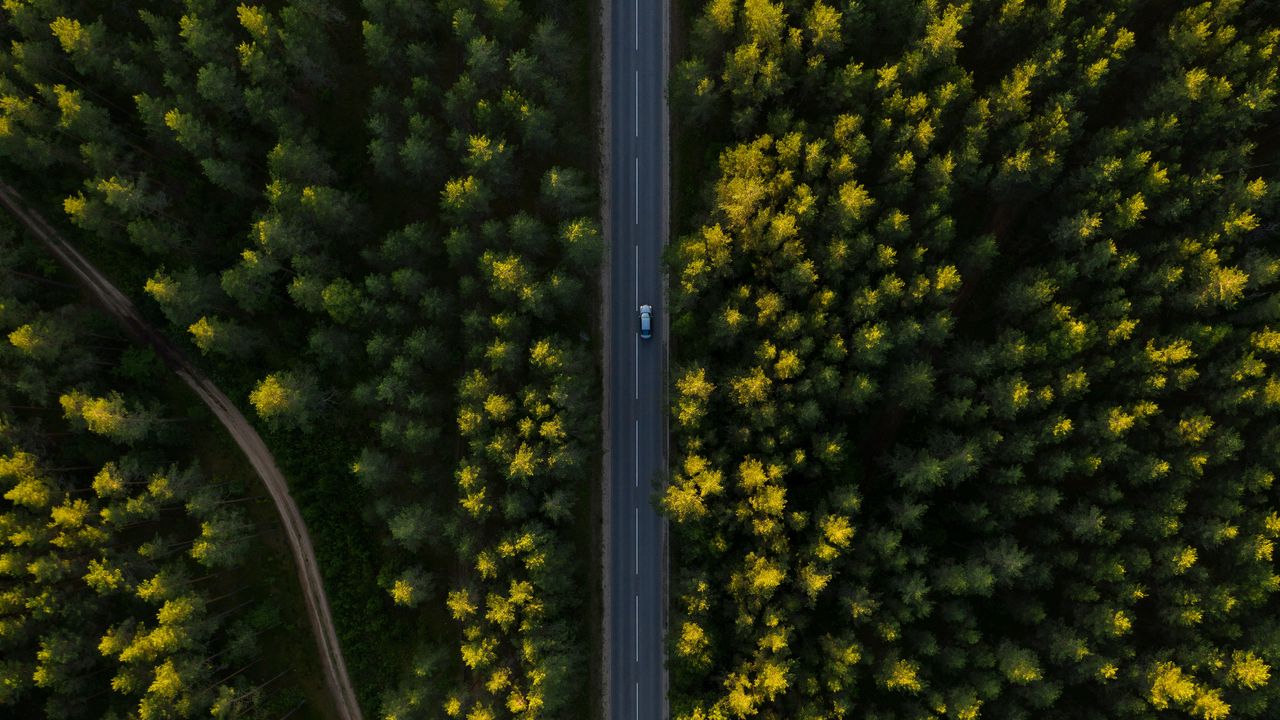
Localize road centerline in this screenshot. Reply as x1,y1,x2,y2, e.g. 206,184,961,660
608,0,666,713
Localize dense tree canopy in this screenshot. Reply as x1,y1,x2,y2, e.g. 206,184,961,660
669,0,1280,718
0,0,598,716
0,224,309,718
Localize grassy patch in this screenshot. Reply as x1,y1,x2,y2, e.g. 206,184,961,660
262,421,412,713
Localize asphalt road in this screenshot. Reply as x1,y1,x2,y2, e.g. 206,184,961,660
605,0,668,715
0,182,363,720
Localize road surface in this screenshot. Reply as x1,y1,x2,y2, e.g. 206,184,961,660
0,182,364,720
604,0,669,715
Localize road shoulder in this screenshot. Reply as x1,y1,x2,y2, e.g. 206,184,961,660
660,0,673,716
597,0,614,715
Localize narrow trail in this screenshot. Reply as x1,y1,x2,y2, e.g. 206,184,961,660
0,182,364,720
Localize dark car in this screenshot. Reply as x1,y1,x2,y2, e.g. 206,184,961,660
639,304,652,339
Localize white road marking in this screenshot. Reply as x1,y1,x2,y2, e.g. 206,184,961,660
635,682,640,719
635,71,639,137
635,507,639,574
634,157,639,225
635,421,639,486
634,0,638,50
634,336,638,400
635,594,640,661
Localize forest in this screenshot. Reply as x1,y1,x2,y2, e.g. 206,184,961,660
0,0,599,718
0,218,321,716
668,0,1280,719
7,0,1280,718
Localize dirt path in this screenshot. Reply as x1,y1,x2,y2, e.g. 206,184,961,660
0,182,364,720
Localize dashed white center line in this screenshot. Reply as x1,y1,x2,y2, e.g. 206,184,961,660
634,507,639,574
634,335,638,400
635,682,640,719
635,594,640,661
635,420,639,486
635,71,639,137
634,157,639,225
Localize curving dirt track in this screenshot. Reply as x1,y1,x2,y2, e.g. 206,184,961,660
0,182,364,720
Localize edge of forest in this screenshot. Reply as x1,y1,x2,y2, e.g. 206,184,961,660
597,0,615,713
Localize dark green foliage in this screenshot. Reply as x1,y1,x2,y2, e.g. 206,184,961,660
0,225,305,718
669,1,1280,719
0,0,598,716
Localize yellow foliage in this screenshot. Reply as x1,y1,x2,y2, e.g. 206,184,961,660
774,349,801,380
1150,662,1197,709
1111,610,1132,636
84,558,124,593
147,658,183,700
529,340,561,370
249,374,290,418
1178,414,1214,444
798,563,831,600
730,366,771,405
7,324,44,356
884,659,923,692
723,673,756,717
1229,651,1271,689
1264,512,1280,537
1107,407,1135,436
664,454,724,522
49,17,88,54
954,698,983,720
236,5,271,39
508,443,536,479
755,659,790,700
837,180,875,222
391,579,416,606
677,621,709,660
821,514,854,549
734,553,785,596
1255,535,1275,562
187,316,217,353
447,589,476,620
483,394,513,421
1146,338,1195,365
460,635,497,670
485,593,516,630
1192,689,1230,720
738,458,769,491
1174,547,1198,574
1202,264,1249,306
1051,417,1073,438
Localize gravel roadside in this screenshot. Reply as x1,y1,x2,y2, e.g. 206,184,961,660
597,0,615,712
